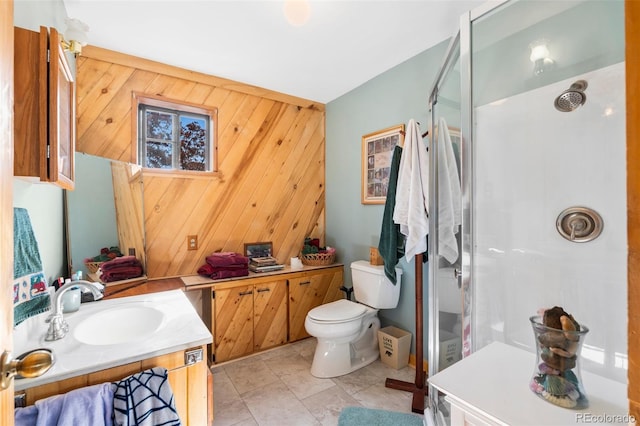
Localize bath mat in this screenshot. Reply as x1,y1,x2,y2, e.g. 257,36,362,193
338,406,423,426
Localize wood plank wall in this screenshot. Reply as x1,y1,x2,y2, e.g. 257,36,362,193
627,0,639,420
111,162,146,272
76,46,326,279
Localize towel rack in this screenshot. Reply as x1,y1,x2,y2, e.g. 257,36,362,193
399,127,429,139
384,253,428,413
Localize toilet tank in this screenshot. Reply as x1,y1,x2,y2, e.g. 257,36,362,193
350,260,402,309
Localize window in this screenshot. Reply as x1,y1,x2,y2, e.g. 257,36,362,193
135,94,216,172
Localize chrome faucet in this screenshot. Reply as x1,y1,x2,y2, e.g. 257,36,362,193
45,280,104,341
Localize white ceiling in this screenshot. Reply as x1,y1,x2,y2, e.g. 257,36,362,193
64,0,484,104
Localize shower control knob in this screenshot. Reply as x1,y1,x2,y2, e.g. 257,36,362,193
556,207,603,243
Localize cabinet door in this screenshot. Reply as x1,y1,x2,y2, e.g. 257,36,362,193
253,279,287,351
288,268,344,341
46,27,75,190
13,26,75,189
14,27,43,178
214,285,254,362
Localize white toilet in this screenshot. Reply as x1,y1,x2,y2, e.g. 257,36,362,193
304,260,402,378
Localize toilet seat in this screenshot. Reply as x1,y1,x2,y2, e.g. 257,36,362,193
307,299,367,323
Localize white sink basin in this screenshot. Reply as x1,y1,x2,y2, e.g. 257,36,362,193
13,290,212,391
73,306,165,345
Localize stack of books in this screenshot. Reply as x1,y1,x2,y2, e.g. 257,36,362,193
249,256,284,273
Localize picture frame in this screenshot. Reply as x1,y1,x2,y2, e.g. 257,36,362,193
361,124,405,204
243,241,273,259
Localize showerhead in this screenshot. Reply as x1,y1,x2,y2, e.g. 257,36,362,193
554,80,588,112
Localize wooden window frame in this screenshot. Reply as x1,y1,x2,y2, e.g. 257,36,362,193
131,92,218,176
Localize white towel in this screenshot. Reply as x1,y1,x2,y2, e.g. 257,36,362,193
437,118,462,264
393,119,430,261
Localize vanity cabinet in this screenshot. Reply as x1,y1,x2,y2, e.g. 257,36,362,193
18,345,212,425
288,266,344,341
14,26,75,190
212,277,288,362
201,264,344,363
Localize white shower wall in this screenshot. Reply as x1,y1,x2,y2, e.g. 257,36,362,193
472,62,627,383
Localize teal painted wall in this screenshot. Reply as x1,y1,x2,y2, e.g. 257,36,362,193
325,38,451,355
13,0,70,284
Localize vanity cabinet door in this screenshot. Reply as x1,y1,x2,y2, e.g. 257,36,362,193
214,285,254,362
253,279,287,351
13,26,75,189
19,346,210,425
288,267,344,342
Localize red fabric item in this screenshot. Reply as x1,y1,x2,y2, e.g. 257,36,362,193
100,256,141,271
205,252,248,267
209,269,249,279
197,263,248,280
100,266,143,282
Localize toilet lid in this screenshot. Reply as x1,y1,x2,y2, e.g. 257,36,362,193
308,299,367,322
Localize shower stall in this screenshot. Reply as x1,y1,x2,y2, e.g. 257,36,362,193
427,0,626,423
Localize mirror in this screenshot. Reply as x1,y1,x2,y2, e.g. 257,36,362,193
66,153,146,280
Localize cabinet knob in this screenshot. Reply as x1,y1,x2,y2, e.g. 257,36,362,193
238,290,253,296
299,281,311,286
257,288,270,293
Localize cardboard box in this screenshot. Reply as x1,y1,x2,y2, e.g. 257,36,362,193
378,326,411,369
369,247,384,266
439,330,462,370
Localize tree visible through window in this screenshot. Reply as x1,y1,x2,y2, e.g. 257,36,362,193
137,96,215,172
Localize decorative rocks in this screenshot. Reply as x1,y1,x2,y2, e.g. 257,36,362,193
529,307,589,409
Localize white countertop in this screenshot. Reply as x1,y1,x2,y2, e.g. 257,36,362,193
428,342,629,426
13,290,212,391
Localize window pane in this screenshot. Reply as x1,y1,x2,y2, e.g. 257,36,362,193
180,116,207,171
145,141,173,169
137,96,215,173
146,110,175,141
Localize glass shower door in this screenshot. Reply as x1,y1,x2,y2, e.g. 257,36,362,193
427,33,464,425
466,0,626,383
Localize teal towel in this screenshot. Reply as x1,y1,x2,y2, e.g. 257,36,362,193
338,406,423,426
13,208,50,326
378,146,405,284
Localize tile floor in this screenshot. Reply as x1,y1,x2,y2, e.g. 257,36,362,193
211,338,424,425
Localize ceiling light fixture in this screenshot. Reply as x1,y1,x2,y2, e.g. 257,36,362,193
529,40,554,76
283,0,311,27
61,18,89,55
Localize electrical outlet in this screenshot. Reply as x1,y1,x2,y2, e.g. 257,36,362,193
187,235,198,250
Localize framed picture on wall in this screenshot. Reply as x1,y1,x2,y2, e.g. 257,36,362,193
361,124,405,204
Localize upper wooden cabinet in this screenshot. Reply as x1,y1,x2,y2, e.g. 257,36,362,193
14,26,75,190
